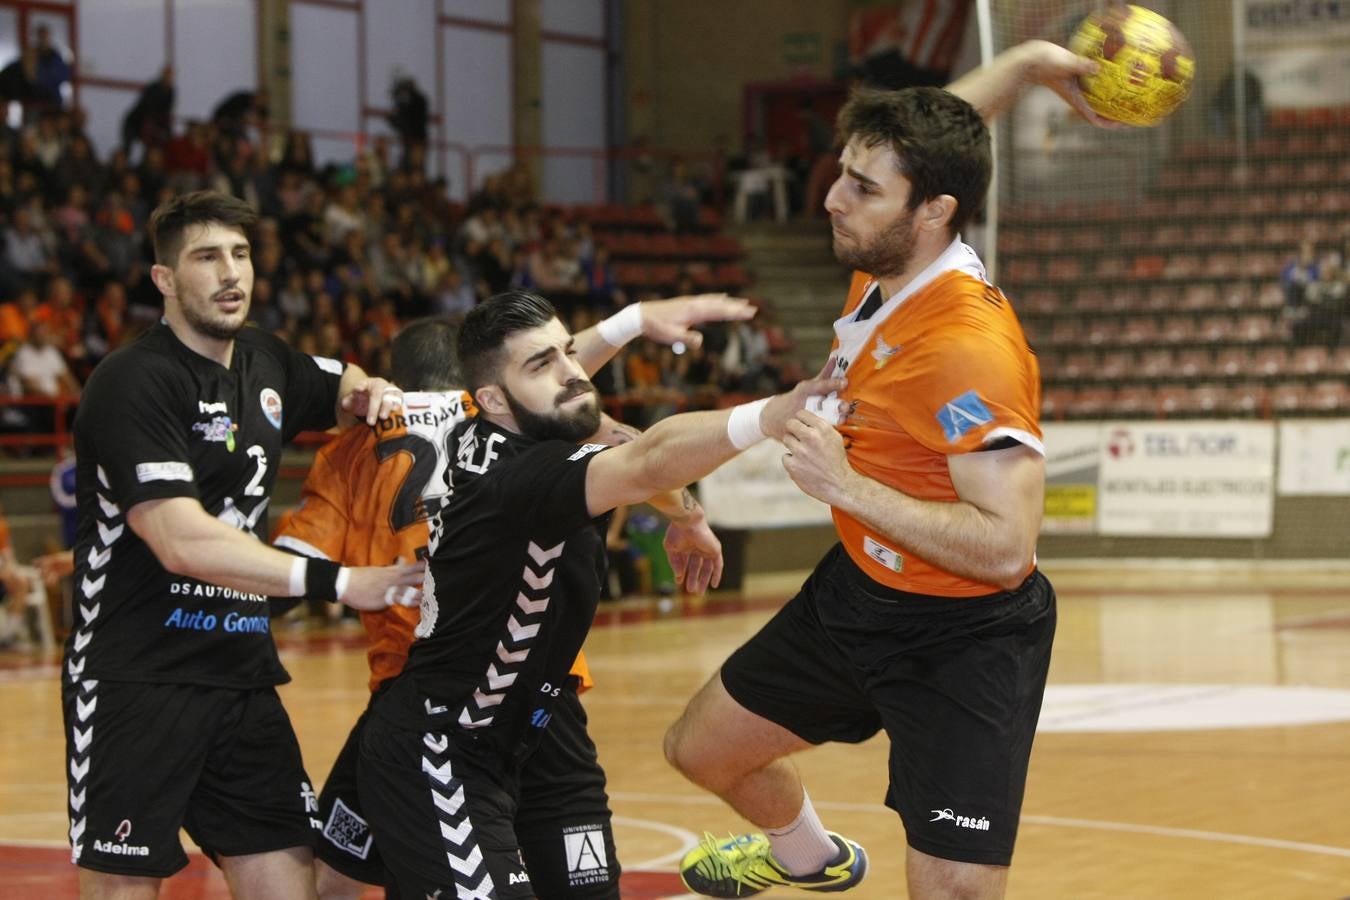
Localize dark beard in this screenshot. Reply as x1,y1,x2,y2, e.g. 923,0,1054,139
833,207,917,279
181,291,249,341
503,380,601,443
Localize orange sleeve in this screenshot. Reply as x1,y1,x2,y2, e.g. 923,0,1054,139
887,316,1041,457
271,434,356,560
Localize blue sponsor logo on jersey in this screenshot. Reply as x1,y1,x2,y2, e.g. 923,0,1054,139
937,390,993,443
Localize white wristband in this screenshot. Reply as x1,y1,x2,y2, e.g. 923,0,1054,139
595,302,643,347
334,567,351,601
288,557,306,597
726,397,771,450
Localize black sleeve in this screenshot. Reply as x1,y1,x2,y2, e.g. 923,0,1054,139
80,355,200,509
248,328,344,441
496,441,608,545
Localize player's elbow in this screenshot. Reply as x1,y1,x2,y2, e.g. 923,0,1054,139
989,545,1036,592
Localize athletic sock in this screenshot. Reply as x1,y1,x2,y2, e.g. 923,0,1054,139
765,789,839,876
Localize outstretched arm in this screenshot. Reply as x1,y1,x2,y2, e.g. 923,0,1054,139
947,39,1115,127
573,294,757,377
583,370,846,519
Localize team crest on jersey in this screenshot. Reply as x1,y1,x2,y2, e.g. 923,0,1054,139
259,388,283,430
872,334,902,368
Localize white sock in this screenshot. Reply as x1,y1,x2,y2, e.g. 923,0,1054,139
765,789,838,876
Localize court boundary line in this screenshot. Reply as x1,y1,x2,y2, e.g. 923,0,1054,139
609,792,1350,860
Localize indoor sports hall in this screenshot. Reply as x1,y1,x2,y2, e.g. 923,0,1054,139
1,1,1348,898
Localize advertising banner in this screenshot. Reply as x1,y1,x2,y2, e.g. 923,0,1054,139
1244,1,1350,108
1277,419,1350,495
699,440,833,529
1042,423,1101,534
1097,422,1275,537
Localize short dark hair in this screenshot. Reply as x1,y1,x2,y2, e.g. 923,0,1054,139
148,190,258,266
457,290,558,393
391,317,460,391
836,86,990,235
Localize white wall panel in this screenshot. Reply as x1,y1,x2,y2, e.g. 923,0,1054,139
173,0,258,120
291,3,360,165
80,0,163,83
441,0,509,25
540,41,605,204
541,0,603,38
441,24,510,198
77,84,132,160
363,0,437,116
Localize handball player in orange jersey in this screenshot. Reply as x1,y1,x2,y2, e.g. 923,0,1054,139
275,294,748,898
666,42,1108,899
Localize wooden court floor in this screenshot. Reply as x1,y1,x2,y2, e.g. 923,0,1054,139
2,563,1349,898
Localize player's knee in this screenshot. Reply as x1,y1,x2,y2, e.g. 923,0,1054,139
663,715,714,785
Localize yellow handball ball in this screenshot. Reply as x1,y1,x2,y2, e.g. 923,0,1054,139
1069,4,1196,127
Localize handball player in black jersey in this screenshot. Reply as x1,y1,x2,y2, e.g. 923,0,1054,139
357,290,846,898
61,190,422,899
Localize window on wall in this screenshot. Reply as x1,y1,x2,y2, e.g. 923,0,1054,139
540,0,608,204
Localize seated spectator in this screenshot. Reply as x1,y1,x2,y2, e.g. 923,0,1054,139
83,281,130,367
9,320,79,433
658,159,702,232
4,206,58,286
324,184,366,245
0,288,39,344
581,245,621,306
1282,241,1320,306
34,276,84,363
431,268,477,316
1303,257,1348,347
164,120,213,189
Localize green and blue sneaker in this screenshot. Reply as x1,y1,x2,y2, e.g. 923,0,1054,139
679,831,868,897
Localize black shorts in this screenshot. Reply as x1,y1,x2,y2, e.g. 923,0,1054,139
316,692,386,886
358,678,619,899
721,544,1056,867
62,679,319,878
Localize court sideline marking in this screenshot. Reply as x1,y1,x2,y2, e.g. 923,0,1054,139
610,792,1350,860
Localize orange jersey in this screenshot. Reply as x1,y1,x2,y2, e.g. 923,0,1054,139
272,391,593,692
824,241,1043,596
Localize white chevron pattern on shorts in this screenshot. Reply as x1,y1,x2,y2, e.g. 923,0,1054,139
527,540,564,566
515,592,549,615
456,872,495,900
521,567,554,590
420,730,495,898
66,487,120,865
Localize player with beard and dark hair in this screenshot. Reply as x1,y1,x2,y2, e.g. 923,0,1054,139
274,313,726,899
356,290,846,898
666,42,1109,899
62,190,422,899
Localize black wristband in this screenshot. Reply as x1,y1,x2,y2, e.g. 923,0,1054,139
305,557,342,601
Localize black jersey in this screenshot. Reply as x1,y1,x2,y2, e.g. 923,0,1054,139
398,417,610,755
63,322,343,689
